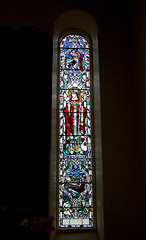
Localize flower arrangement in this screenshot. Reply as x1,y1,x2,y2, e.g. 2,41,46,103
19,216,55,235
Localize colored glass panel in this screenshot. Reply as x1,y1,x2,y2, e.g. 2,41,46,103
60,49,90,70
60,35,89,48
59,34,93,228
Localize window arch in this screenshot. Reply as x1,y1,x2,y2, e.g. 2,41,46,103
50,10,104,239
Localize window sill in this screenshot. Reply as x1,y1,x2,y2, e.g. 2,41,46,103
51,231,99,240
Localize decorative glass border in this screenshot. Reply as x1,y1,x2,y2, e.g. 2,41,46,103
58,34,93,228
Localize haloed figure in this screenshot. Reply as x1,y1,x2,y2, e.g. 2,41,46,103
63,87,87,155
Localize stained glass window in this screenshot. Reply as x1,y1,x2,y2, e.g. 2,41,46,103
59,34,93,228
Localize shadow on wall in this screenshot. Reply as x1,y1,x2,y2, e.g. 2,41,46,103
0,26,52,228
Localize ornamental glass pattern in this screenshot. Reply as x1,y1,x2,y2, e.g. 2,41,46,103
59,34,93,228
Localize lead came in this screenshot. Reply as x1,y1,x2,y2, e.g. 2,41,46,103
59,34,93,228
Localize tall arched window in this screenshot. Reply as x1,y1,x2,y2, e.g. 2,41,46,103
50,10,104,239
59,34,93,228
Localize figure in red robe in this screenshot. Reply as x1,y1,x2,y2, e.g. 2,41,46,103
63,88,87,155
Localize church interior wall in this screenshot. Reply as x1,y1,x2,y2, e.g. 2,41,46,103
0,1,145,239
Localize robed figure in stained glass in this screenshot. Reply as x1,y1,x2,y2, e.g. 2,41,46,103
59,34,93,227
63,87,87,155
